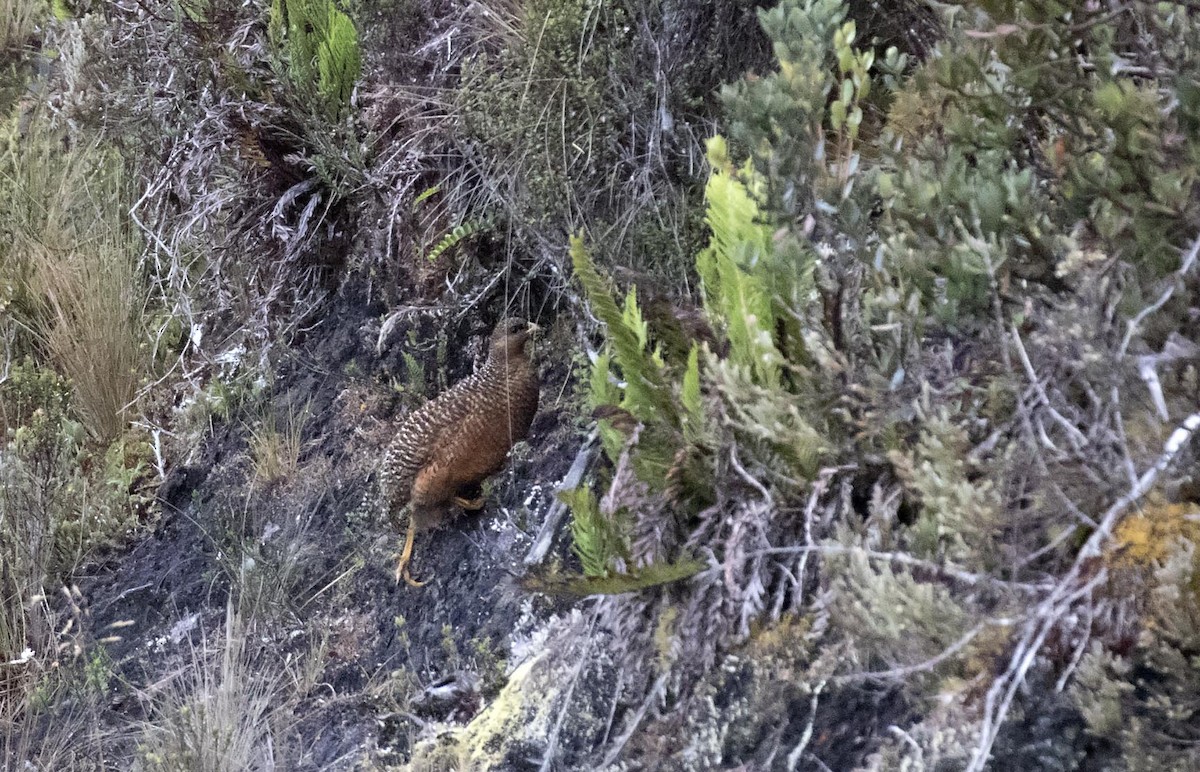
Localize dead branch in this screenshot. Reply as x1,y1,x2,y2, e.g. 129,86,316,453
967,411,1200,772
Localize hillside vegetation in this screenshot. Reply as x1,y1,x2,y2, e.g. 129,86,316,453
2,0,1199,769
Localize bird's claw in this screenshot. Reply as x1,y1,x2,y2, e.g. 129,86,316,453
394,555,427,587
452,495,486,511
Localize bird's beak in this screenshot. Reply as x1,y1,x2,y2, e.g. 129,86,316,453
526,322,541,334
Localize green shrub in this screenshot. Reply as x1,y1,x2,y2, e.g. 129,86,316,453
0,361,146,727
562,0,1200,764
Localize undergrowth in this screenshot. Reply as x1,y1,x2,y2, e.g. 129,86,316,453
552,0,1200,767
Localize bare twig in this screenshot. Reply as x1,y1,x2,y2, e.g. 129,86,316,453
784,679,826,772
1010,325,1088,449
1120,231,1200,356
524,433,598,566
596,672,666,770
747,545,1049,595
729,444,773,508
968,412,1200,771
792,470,837,612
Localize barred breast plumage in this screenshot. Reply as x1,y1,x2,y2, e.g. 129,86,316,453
381,317,540,586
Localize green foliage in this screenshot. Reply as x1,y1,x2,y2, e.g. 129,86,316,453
721,0,850,223
0,359,147,724
0,0,42,54
561,486,625,578
524,559,703,597
425,218,492,263
826,548,969,676
269,0,362,120
696,137,786,389
875,0,1200,327
457,0,634,221
571,235,675,424
889,416,999,564
0,360,145,574
695,135,829,477
248,399,310,484
572,236,689,487
679,345,705,446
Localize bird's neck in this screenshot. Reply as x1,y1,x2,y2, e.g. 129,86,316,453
482,349,529,380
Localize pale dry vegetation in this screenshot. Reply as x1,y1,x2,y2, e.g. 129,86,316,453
3,0,1200,769
137,604,295,772
0,0,39,56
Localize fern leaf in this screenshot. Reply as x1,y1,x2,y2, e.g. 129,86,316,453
426,218,490,263
521,558,704,597
561,485,624,577
698,145,783,389
317,7,361,115
411,184,441,211
587,348,621,410
680,344,706,445
570,236,676,423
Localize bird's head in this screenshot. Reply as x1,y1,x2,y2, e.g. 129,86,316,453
488,317,539,359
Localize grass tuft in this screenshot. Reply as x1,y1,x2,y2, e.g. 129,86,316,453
248,399,310,484
138,604,293,772
1,117,149,444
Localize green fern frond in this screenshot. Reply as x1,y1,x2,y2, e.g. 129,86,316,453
697,136,784,389
587,349,620,411
269,0,361,119
570,236,676,423
317,7,361,113
622,287,649,350
561,486,625,578
426,218,490,263
411,184,441,211
522,559,704,597
680,344,706,445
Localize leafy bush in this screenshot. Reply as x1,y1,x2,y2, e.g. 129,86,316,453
0,361,147,731
561,0,1200,766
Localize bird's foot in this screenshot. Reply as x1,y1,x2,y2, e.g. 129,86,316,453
394,554,427,587
452,495,486,511
395,518,426,587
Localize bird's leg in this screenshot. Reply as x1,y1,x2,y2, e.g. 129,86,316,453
452,482,486,511
395,516,426,587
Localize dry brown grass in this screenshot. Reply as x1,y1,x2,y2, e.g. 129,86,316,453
31,229,146,444
0,0,39,55
1,118,149,444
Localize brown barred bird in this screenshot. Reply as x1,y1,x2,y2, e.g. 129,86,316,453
381,318,540,587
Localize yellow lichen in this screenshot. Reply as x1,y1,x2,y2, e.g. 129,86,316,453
1110,496,1200,567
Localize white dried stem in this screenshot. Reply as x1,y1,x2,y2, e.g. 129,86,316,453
967,411,1200,771
1120,230,1200,356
